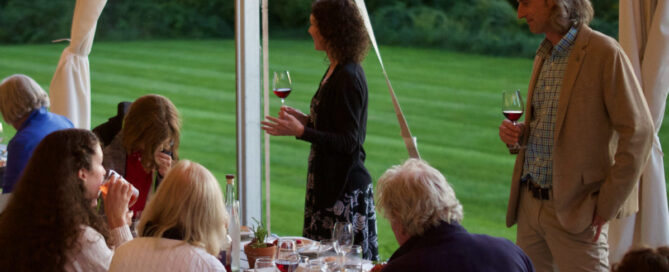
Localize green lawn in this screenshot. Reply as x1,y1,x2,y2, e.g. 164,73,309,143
1,39,667,260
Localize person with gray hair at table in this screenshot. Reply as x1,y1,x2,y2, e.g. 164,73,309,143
377,159,534,272
0,74,72,193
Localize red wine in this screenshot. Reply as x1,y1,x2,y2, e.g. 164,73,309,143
503,110,523,122
275,259,299,272
273,88,292,99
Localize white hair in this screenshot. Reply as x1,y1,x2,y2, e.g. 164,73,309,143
376,159,463,237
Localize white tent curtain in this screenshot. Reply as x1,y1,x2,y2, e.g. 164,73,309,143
49,0,108,129
609,0,669,263
353,0,420,159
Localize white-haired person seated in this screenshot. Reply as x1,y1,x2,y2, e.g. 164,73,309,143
377,159,534,272
109,160,229,272
0,74,73,193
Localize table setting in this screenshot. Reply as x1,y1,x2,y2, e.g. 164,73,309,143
237,228,375,272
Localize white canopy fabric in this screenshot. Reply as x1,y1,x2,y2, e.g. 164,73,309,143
49,0,107,129
609,0,669,263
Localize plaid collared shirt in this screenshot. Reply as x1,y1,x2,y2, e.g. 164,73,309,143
522,26,579,189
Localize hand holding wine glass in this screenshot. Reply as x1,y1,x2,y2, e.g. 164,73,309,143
273,71,292,105
502,90,524,154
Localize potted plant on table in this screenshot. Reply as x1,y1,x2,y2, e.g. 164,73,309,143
243,218,276,268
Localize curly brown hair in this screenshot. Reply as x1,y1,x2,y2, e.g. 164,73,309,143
312,0,370,64
0,129,111,272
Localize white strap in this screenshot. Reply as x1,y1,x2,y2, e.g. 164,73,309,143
354,0,420,159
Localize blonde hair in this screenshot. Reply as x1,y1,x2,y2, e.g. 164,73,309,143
0,74,50,124
122,94,181,172
376,159,463,237
549,0,594,33
138,160,229,255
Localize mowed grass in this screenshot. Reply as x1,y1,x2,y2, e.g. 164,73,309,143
1,39,667,260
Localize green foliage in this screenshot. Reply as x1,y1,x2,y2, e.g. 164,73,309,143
0,0,620,56
0,0,233,43
249,218,269,249
372,0,541,57
0,0,73,43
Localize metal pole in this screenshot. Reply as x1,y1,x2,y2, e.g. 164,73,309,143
235,0,262,226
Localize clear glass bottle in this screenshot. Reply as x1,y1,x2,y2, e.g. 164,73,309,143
224,174,240,272
225,174,235,208
230,201,241,272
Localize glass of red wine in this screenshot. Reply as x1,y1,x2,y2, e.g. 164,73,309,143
275,238,299,272
502,90,524,153
273,70,292,105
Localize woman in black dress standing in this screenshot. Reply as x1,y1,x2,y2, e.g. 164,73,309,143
261,0,378,260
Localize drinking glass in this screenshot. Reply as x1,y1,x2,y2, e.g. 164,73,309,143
255,257,276,271
332,222,354,270
273,71,292,105
100,169,140,207
344,245,363,272
307,259,327,272
502,90,525,154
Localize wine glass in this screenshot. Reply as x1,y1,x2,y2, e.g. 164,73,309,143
332,222,353,271
275,239,299,272
273,71,292,105
502,90,524,153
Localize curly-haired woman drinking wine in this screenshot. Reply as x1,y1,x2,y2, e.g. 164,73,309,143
262,0,378,260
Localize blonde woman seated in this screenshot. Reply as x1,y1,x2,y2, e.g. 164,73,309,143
109,160,229,272
377,159,534,272
0,129,134,271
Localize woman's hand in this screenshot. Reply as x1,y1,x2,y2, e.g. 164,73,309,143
103,176,132,229
154,149,173,177
261,109,305,137
281,106,309,126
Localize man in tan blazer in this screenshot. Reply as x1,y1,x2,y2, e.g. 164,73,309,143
499,0,653,271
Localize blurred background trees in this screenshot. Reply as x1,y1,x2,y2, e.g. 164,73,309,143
0,0,619,57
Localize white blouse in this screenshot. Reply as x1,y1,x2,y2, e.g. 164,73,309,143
109,237,225,272
65,225,133,272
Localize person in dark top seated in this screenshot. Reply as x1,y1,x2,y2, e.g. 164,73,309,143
93,101,131,148
0,74,73,193
377,159,534,272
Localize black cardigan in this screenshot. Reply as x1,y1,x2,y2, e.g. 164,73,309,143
298,62,371,209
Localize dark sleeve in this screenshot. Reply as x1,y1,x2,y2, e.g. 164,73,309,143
298,69,366,155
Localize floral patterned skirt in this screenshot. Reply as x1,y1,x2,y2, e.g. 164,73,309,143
302,181,379,261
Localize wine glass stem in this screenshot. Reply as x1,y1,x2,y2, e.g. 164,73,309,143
281,98,285,105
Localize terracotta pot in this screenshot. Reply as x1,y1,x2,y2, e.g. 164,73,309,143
244,243,276,268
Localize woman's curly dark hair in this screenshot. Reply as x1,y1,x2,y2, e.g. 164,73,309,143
0,129,111,272
312,0,370,64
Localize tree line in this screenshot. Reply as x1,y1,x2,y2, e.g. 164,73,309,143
0,0,618,57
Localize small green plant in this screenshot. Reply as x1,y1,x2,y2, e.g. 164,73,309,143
249,218,269,249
